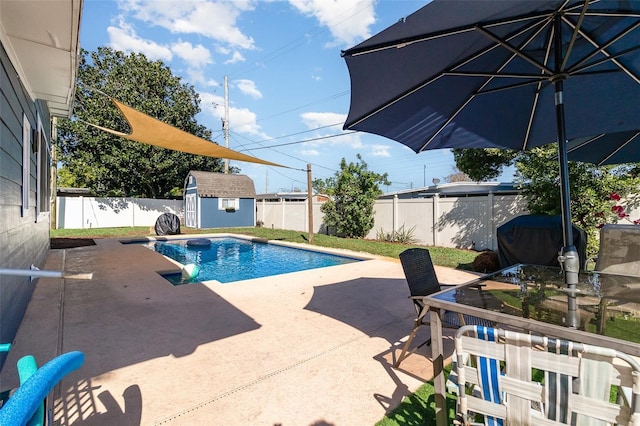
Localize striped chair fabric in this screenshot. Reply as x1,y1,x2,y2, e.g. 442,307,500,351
454,325,640,425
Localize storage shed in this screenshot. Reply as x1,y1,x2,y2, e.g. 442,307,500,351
184,171,256,229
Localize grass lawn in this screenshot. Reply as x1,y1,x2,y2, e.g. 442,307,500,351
51,226,481,424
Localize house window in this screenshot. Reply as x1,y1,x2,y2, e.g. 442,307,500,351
219,198,239,211
36,114,51,219
22,114,31,217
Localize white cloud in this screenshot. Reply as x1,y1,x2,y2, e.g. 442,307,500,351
225,51,246,64
118,0,256,49
300,112,345,129
369,144,391,157
289,0,375,47
171,41,212,68
107,22,173,61
300,149,320,156
200,91,265,137
235,79,262,99
230,107,263,135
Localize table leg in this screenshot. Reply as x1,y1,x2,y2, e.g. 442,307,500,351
430,308,446,426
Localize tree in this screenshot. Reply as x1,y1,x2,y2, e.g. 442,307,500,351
312,177,336,196
445,169,472,183
454,145,640,255
452,148,517,181
57,47,225,198
320,155,390,238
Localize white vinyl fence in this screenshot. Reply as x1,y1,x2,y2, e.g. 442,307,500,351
56,194,526,250
56,197,183,229
257,194,527,251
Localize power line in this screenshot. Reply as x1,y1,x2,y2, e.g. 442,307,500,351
244,131,358,150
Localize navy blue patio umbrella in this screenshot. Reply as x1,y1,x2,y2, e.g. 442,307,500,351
342,0,640,323
567,130,640,165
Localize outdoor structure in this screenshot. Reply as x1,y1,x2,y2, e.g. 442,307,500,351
378,182,519,200
184,171,256,229
0,1,82,367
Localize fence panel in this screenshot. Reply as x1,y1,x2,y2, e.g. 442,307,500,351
57,194,526,249
56,197,183,229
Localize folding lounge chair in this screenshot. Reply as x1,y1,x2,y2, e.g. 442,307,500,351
454,325,640,425
394,248,492,368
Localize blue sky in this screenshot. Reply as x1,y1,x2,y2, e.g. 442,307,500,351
80,0,512,194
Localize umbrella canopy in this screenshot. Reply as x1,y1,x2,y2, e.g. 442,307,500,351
567,131,640,165
342,0,640,303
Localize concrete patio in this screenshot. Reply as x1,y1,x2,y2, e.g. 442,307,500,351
0,236,478,425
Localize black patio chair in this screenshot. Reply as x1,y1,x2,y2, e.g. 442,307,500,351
394,248,493,368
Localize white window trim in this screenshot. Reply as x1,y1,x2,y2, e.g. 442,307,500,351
36,113,50,222
218,198,240,211
22,114,31,217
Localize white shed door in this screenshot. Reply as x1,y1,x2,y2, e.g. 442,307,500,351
185,194,197,228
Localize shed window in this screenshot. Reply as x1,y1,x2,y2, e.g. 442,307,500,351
219,198,239,210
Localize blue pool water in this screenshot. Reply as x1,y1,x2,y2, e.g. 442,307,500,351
144,237,360,284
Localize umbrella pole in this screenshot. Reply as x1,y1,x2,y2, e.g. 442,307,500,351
554,18,579,328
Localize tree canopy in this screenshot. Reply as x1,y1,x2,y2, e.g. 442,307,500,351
319,155,390,238
57,47,225,198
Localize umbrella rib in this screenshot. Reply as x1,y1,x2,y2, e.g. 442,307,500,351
342,10,556,57
599,132,640,165
523,25,555,151
445,71,547,80
568,23,640,83
475,25,554,76
561,0,589,71
419,18,554,151
348,19,544,133
566,17,640,79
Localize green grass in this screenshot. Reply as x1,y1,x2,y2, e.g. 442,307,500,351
376,365,457,426
51,226,480,424
50,226,479,270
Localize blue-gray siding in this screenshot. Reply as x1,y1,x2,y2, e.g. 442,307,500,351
0,41,51,368
185,178,255,228
198,197,255,228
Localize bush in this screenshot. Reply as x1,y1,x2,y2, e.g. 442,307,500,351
376,224,417,244
472,251,501,273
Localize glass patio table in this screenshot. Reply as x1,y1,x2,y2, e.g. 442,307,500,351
425,263,640,426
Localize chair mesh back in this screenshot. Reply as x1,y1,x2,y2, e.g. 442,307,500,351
399,248,441,297
596,224,640,276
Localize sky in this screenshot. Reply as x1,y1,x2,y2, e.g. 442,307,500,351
80,0,513,194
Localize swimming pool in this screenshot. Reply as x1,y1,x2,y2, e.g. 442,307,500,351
142,237,361,284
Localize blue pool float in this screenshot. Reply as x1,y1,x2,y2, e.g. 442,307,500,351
186,238,211,247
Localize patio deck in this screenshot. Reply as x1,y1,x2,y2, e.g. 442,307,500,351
0,237,478,425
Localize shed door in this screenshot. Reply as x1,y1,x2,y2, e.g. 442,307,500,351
185,194,197,228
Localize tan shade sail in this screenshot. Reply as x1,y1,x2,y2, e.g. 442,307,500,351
87,98,285,168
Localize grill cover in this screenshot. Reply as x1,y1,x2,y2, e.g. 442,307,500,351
497,215,587,269
155,213,181,236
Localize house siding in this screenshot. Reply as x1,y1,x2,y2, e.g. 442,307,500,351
0,41,51,368
199,197,255,228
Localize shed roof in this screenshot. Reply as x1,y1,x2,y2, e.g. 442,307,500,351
188,171,256,198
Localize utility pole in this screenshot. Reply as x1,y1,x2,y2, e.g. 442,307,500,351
223,75,229,173
307,164,313,244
